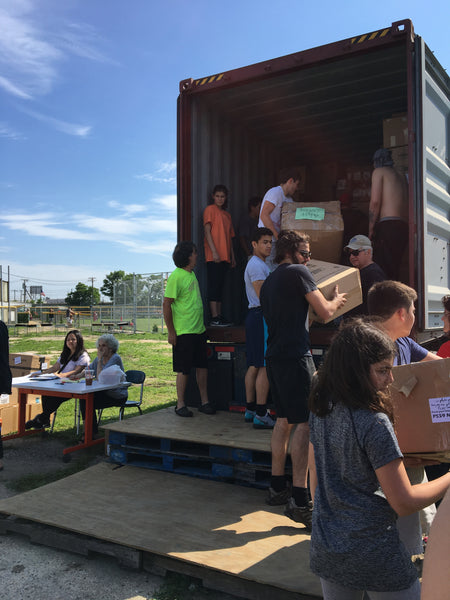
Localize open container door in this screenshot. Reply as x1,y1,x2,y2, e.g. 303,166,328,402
414,36,450,331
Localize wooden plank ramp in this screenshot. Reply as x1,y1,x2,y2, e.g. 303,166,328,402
0,462,321,599
103,407,291,488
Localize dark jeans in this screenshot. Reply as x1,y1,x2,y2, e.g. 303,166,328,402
41,395,67,419
80,391,127,434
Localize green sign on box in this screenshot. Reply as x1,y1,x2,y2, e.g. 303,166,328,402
295,207,325,221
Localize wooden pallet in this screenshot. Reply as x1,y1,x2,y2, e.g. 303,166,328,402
0,463,320,600
104,408,292,488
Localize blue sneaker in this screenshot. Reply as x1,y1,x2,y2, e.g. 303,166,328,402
253,411,276,429
244,409,256,423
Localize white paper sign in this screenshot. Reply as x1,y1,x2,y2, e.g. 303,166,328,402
429,397,450,423
14,356,21,365
42,363,48,370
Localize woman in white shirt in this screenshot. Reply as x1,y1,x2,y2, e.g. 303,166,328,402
25,330,90,429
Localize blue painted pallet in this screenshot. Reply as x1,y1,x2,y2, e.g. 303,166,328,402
107,431,291,488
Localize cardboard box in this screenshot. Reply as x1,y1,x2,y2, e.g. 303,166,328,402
27,402,42,421
391,358,450,454
383,115,408,148
280,201,344,263
6,388,42,406
0,404,19,436
9,353,53,379
390,145,408,174
307,259,362,323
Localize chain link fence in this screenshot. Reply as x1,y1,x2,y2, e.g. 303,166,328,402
15,272,171,334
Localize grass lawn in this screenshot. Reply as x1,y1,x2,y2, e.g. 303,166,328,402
9,328,176,440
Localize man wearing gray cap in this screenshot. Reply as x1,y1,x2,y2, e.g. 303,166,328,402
369,148,408,279
344,234,386,316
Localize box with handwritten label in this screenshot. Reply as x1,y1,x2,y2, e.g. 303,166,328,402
280,201,344,263
391,358,450,457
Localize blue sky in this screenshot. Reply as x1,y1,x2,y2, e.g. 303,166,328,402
1,0,449,301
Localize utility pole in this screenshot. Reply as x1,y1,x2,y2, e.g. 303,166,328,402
88,277,96,316
22,279,28,304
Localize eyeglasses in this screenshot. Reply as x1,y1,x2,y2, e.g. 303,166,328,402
346,248,367,256
299,250,312,259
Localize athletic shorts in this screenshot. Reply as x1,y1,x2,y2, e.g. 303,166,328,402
206,261,230,302
266,355,315,424
172,332,208,375
245,307,267,368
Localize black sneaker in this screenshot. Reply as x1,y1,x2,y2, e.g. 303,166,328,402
25,414,50,430
265,482,292,505
198,403,216,415
174,406,193,417
284,497,313,530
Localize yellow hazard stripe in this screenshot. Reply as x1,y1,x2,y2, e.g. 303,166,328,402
351,28,390,44
193,73,225,87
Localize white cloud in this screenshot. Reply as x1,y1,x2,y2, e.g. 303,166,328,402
0,121,25,140
154,194,177,211
0,199,177,249
0,3,114,101
18,106,91,137
0,212,95,240
135,161,177,185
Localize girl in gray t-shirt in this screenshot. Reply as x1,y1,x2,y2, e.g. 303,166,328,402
308,320,450,599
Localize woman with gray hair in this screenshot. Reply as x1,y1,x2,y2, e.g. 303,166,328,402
77,334,128,437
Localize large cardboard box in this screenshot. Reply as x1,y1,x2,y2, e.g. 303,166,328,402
9,353,52,378
391,359,450,455
383,114,408,148
307,259,362,324
280,201,344,263
0,404,19,436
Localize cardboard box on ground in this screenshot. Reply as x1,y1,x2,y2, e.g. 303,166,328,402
0,353,51,435
307,260,362,324
280,201,344,264
391,358,450,458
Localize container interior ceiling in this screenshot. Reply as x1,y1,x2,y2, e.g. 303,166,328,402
194,44,408,168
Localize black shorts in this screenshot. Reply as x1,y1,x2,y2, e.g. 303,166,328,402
207,261,230,302
266,355,315,424
173,332,208,375
245,307,267,368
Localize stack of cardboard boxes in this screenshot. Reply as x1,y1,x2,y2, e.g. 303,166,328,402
0,353,52,435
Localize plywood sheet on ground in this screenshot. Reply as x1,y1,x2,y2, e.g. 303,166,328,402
102,406,278,453
0,462,320,597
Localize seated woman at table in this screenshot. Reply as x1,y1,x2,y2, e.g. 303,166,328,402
25,330,90,429
75,334,128,436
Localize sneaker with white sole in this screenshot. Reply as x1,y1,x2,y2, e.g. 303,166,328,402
253,411,276,429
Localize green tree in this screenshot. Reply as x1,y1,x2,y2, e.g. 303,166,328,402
101,270,126,300
66,282,100,306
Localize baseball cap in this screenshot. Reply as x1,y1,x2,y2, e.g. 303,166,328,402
345,235,372,251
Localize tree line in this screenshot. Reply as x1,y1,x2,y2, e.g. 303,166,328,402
64,271,166,306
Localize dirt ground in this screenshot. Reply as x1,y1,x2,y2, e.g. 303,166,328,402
0,436,238,600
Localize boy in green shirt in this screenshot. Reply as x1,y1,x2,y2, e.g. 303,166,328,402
163,241,215,417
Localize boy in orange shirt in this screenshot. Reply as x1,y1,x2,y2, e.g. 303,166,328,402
203,184,236,326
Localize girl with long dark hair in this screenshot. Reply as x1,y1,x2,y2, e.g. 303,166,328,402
308,319,450,599
25,330,89,429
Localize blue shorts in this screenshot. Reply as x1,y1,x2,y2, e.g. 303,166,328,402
245,307,267,368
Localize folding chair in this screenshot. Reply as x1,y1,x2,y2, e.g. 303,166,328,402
97,369,146,425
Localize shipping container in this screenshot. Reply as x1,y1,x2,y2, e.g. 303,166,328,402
178,19,449,340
